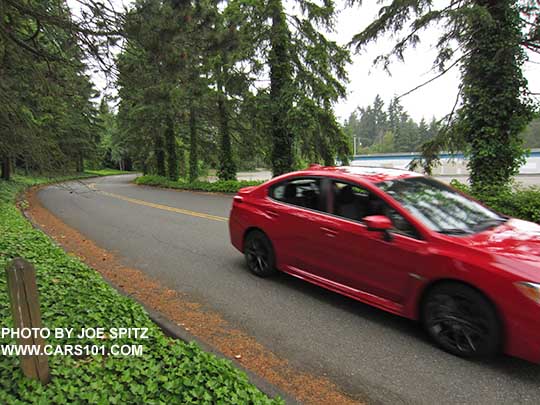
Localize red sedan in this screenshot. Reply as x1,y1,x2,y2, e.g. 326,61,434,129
229,165,540,363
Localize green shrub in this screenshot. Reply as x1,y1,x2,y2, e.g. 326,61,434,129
135,175,264,193
0,176,281,404
85,169,133,176
450,179,540,223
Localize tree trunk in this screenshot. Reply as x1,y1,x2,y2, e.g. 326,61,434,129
165,115,178,181
155,134,166,177
269,0,294,177
189,106,198,183
76,153,84,173
1,156,11,181
320,134,334,167
217,95,236,181
462,0,532,192
179,148,187,178
216,61,236,181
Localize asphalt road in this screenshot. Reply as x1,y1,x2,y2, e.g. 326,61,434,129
39,174,540,404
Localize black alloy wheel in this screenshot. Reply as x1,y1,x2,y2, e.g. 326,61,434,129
244,230,277,277
423,283,501,358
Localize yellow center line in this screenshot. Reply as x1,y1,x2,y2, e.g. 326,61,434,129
88,183,228,222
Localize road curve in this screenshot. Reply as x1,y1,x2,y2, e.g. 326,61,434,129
38,174,540,404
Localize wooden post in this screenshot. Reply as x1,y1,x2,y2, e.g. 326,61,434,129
5,258,50,384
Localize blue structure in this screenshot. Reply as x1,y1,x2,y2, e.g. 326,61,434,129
350,150,540,175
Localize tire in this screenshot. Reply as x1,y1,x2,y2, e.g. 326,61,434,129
422,283,502,358
244,230,277,277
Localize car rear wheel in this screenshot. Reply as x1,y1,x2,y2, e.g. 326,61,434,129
422,283,501,358
244,230,277,277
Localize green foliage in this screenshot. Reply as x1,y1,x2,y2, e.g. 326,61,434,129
456,1,534,192
344,96,439,153
117,0,350,180
267,0,295,176
135,175,262,193
117,0,253,181
370,132,396,154
84,169,133,176
349,0,539,189
0,176,281,404
521,117,540,148
0,0,117,180
450,179,540,223
263,0,351,174
92,98,133,172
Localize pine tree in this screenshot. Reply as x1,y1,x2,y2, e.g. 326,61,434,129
0,0,106,180
349,0,538,190
228,0,350,175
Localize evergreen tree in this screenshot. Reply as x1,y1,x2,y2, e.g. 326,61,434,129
344,97,436,153
229,0,350,175
521,117,540,148
0,0,106,180
349,0,539,191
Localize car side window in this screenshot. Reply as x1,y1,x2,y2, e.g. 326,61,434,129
270,178,322,211
330,181,370,221
386,208,420,239
331,181,420,239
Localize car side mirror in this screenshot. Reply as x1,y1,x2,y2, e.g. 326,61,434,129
363,215,393,242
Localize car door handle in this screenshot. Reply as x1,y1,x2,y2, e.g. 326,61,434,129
320,227,338,237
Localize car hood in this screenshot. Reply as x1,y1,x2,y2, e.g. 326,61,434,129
462,219,540,263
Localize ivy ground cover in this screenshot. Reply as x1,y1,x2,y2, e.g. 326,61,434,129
0,175,281,404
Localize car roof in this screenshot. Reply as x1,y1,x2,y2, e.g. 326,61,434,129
295,165,423,184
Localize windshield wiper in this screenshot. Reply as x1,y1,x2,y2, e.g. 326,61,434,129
472,218,507,232
438,228,472,235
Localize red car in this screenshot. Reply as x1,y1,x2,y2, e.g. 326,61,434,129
229,165,540,363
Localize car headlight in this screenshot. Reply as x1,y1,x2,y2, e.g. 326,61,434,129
515,282,540,304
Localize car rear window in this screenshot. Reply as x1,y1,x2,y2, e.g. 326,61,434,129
270,178,322,211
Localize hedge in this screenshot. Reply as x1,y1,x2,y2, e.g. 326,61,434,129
450,180,540,223
134,175,264,193
0,175,281,404
84,169,134,176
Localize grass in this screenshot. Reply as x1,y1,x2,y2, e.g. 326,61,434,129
135,175,264,193
84,169,134,176
0,175,281,404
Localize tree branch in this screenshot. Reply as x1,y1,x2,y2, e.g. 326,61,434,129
397,53,467,99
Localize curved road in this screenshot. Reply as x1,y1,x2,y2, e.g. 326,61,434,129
38,174,540,404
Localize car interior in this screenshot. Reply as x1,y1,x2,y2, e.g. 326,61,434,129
272,178,418,238
331,182,418,238
280,181,321,210
333,183,387,220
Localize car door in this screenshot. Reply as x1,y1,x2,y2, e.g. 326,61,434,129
318,179,429,304
262,177,330,275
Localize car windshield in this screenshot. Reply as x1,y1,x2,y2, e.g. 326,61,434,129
376,177,506,235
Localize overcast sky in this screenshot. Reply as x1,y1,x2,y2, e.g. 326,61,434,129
83,0,540,123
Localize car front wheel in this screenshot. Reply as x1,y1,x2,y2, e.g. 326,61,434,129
422,283,502,358
244,230,277,277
